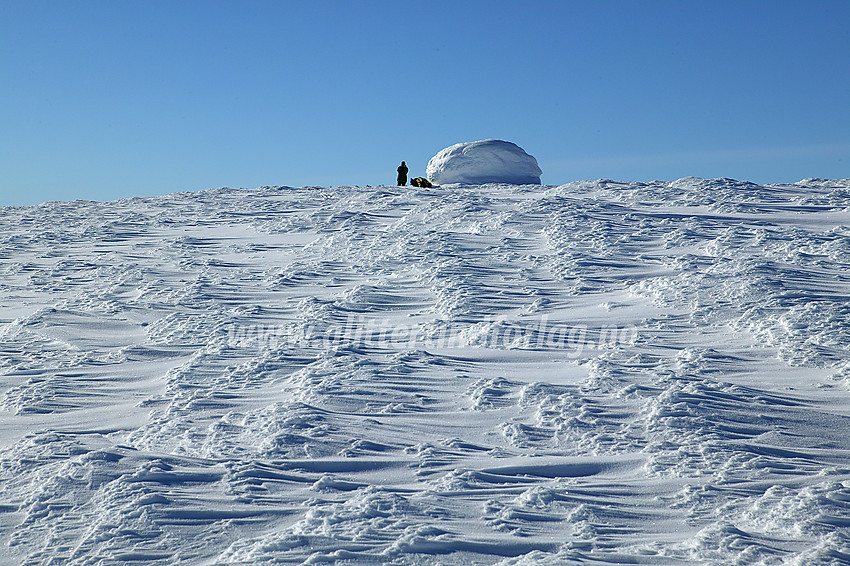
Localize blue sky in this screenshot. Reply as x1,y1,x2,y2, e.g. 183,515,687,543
2,0,848,206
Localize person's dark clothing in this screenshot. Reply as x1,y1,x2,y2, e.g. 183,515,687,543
397,162,408,186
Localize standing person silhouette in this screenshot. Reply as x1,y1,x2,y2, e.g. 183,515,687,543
397,161,408,186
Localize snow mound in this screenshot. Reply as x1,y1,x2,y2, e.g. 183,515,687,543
426,139,542,185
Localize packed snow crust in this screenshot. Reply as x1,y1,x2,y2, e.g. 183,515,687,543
1,178,850,565
426,139,543,185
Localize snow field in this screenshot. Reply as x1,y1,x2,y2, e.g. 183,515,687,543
0,178,849,564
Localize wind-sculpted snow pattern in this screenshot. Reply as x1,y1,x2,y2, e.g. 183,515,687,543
1,178,849,565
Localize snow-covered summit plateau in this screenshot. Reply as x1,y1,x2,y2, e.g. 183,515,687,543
1,177,849,565
426,139,543,185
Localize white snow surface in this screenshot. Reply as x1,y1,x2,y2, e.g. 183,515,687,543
426,140,543,185
2,177,850,565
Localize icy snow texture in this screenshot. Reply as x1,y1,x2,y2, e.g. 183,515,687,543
1,178,850,565
426,139,543,185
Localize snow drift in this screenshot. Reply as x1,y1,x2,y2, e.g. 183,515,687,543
426,139,543,185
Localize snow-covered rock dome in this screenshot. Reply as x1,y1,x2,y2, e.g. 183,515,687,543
426,139,542,185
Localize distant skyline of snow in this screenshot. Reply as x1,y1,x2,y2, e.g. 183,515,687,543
2,0,848,206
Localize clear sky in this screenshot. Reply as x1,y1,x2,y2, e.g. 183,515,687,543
2,0,848,206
